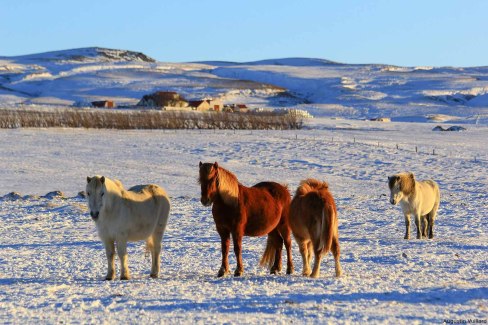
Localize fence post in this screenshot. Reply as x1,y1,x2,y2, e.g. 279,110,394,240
415,146,418,153
396,144,399,150
354,137,356,143
433,149,435,155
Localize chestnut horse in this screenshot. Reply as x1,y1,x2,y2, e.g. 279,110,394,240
290,179,342,278
199,162,294,277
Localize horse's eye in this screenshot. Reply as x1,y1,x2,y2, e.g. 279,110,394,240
87,192,90,196
101,192,104,197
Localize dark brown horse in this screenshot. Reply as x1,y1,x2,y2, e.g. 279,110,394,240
199,162,294,277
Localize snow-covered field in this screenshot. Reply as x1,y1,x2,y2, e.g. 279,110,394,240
1,119,487,323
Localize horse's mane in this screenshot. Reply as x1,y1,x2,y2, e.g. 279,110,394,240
217,166,239,207
100,177,125,196
103,177,160,201
295,178,329,197
393,172,416,196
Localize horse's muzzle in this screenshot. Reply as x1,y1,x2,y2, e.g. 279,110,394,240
390,199,397,205
90,211,100,220
200,198,212,207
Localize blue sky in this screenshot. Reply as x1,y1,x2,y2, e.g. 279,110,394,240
1,0,487,67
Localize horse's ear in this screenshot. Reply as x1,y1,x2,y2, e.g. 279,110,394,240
87,176,91,183
409,172,415,181
213,162,219,169
100,176,105,184
199,161,203,167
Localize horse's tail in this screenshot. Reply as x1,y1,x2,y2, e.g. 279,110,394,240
259,236,277,269
318,198,337,255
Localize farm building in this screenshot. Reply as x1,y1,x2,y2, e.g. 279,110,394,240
208,99,223,111
189,98,224,111
91,100,115,108
137,91,188,108
234,104,248,113
189,100,210,111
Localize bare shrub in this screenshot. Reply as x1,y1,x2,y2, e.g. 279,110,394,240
0,109,304,130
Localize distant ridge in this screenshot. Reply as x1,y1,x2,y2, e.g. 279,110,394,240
198,57,341,67
2,47,155,63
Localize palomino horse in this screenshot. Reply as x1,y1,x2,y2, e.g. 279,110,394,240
388,172,440,239
198,162,293,277
86,176,171,280
290,179,342,278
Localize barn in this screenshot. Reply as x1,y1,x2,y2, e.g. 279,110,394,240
91,100,115,108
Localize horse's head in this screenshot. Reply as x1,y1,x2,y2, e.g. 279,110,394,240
388,173,415,205
86,176,107,220
388,175,402,205
198,161,219,207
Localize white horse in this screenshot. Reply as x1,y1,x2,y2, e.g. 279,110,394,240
388,172,440,239
86,176,170,280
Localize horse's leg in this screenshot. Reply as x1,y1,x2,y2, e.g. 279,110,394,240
310,246,323,278
217,227,231,277
429,201,439,239
421,215,428,238
232,230,244,277
404,214,411,239
149,233,162,278
427,213,434,239
116,240,130,280
307,242,313,270
297,238,311,276
427,211,436,239
280,226,294,275
103,239,115,280
269,230,283,275
414,213,422,239
332,236,342,277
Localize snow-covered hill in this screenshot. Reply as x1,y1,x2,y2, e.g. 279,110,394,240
1,47,488,123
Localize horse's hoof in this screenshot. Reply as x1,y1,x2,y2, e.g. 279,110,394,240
286,267,294,275
404,236,410,240
104,277,114,281
310,273,319,279
302,271,312,277
217,269,229,277
234,269,243,277
270,266,282,275
120,275,130,280
150,273,158,279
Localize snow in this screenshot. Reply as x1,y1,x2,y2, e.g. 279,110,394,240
1,119,487,323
